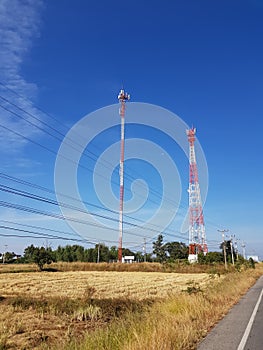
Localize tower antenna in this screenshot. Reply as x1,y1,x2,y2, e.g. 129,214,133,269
187,127,207,262
117,89,130,262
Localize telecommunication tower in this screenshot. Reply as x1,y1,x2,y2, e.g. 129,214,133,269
187,128,207,262
117,89,130,262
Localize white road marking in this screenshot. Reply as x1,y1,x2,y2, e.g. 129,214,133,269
237,287,263,350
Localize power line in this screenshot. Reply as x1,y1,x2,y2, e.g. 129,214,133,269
1,183,187,243
0,219,84,238
0,174,221,248
0,219,142,246
0,82,225,251
0,172,187,238
0,225,93,243
0,86,186,210
0,81,226,231
0,119,182,220
0,199,178,243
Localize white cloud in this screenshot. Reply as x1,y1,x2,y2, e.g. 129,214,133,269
0,0,43,86
0,0,44,153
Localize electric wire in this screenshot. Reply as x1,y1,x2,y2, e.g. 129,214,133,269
0,225,94,243
0,219,142,245
0,173,221,250
0,80,226,228
0,118,182,218
0,172,187,238
0,198,190,246
0,81,225,251
0,183,178,237
0,175,221,249
0,87,186,210
0,172,221,247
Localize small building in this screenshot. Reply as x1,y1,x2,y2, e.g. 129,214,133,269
122,256,135,263
247,255,259,263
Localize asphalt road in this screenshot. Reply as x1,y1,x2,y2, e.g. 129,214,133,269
197,275,263,350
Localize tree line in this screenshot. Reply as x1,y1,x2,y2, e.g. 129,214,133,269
2,234,250,271
1,235,190,270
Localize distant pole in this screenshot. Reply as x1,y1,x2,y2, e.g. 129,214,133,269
230,236,235,266
242,241,246,259
143,238,146,262
218,230,228,269
3,244,7,264
97,243,100,263
234,237,239,261
117,89,130,263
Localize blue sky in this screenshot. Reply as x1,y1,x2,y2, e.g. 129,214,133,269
0,0,262,259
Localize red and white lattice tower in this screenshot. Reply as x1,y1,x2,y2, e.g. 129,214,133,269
117,89,130,262
187,128,207,262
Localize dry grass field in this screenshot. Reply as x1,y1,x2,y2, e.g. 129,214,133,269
0,270,211,300
0,269,211,349
0,265,261,350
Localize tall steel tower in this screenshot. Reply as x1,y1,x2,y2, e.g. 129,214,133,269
117,89,130,262
187,128,207,262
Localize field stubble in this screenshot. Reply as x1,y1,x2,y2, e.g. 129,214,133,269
60,265,263,350
0,270,211,300
0,264,262,349
0,267,210,349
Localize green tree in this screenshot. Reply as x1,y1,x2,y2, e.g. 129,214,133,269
55,245,64,261
198,251,223,264
84,248,95,262
135,251,144,262
153,234,166,263
164,241,188,261
24,245,54,271
95,243,111,262
75,245,85,261
122,247,135,257
109,246,118,261
2,251,16,263
63,245,74,262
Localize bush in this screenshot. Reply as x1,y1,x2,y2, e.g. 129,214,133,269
24,245,54,271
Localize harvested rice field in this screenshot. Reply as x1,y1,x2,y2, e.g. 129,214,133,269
0,266,260,350
0,271,210,300
0,270,212,349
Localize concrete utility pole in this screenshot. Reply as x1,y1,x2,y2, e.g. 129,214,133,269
3,244,8,264
234,236,239,261
97,244,100,263
242,241,246,259
218,230,228,269
143,238,146,262
230,236,235,266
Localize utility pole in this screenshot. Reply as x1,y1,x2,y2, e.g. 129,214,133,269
242,241,246,259
143,238,146,262
218,230,228,269
97,243,100,263
3,245,8,264
230,236,235,266
234,236,239,261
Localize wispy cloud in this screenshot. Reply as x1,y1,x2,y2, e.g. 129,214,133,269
0,0,44,153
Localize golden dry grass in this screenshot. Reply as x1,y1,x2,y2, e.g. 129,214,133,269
0,263,36,273
0,270,211,300
64,265,263,350
0,269,211,349
0,265,262,350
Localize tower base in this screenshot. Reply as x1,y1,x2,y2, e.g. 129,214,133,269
188,254,198,264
